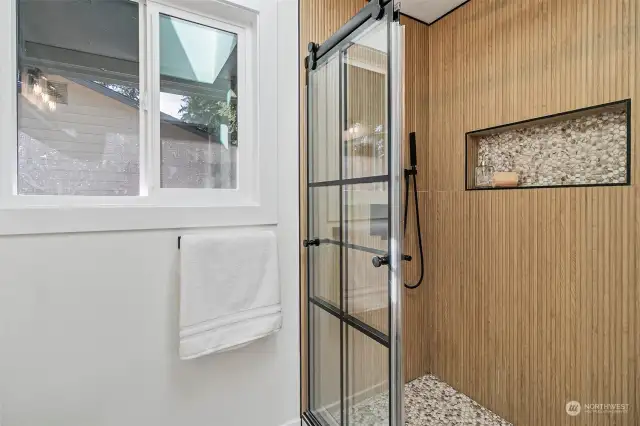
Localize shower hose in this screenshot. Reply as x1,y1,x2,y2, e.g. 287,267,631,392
403,137,425,290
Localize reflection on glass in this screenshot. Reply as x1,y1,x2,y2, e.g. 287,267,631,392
159,14,238,189
346,327,389,425
343,22,388,180
310,305,342,424
309,54,340,183
17,0,140,195
309,187,341,307
343,183,389,334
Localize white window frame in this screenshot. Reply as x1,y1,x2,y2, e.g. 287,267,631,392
0,0,277,235
148,3,256,206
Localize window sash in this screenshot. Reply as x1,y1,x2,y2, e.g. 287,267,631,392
2,0,257,207
147,3,255,204
0,0,277,235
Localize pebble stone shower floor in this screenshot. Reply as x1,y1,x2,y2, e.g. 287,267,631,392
349,374,513,426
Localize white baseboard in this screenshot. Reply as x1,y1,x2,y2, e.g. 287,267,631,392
296,381,387,426
279,418,301,426
322,380,388,415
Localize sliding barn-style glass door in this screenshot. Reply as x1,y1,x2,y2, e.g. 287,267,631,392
303,2,404,425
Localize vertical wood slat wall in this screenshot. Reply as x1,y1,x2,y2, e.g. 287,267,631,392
299,0,431,411
426,1,638,425
401,16,431,383
302,1,638,425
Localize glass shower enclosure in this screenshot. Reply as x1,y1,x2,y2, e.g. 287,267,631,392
303,1,405,425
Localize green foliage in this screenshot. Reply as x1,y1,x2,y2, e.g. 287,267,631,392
216,100,238,144
93,81,140,102
93,81,238,146
179,96,238,146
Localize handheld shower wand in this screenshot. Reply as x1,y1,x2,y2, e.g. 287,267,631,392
409,131,418,169
404,132,425,289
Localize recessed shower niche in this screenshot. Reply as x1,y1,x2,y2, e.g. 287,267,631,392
465,100,631,190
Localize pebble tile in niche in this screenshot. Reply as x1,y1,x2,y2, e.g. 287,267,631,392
475,109,628,187
348,374,512,425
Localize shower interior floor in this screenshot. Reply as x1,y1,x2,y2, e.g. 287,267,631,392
349,374,513,426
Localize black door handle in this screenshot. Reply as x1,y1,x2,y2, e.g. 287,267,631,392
372,254,411,267
303,238,320,247
372,255,389,268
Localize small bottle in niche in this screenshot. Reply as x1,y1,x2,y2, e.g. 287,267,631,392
475,159,493,188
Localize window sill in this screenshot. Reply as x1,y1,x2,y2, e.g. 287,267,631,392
0,202,277,235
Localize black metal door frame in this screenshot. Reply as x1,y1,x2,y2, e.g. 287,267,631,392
302,1,402,425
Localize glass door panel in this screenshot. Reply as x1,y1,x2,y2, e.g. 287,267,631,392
342,18,392,426
343,21,388,181
310,304,342,425
308,53,343,426
346,328,390,426
309,186,341,307
309,54,341,183
344,182,389,335
305,2,403,425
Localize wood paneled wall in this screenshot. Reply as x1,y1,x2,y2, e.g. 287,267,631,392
424,1,639,425
401,15,431,382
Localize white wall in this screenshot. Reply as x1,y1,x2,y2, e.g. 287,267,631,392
0,0,299,425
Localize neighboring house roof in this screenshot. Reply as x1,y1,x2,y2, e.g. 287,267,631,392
69,78,213,141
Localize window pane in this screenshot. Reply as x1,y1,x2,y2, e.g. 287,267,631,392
17,0,140,196
159,14,238,189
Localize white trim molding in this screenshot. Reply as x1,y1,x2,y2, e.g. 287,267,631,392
0,0,278,234
280,419,302,426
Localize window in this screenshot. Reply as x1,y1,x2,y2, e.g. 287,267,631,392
0,0,277,233
17,0,141,196
159,14,239,189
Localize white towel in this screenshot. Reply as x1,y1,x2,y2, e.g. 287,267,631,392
179,230,282,360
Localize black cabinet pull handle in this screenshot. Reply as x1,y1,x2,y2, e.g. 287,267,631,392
372,255,389,268
303,238,320,248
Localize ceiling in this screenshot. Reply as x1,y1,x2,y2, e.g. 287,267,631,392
401,0,469,24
